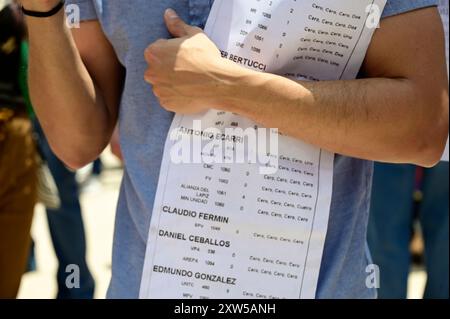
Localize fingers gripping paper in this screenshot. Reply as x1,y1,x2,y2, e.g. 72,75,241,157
140,0,386,299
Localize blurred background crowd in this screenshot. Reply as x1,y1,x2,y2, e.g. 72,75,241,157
0,0,448,299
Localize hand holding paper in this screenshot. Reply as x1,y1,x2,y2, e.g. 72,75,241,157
144,9,238,115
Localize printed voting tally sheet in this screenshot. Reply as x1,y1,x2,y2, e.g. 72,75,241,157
140,0,386,299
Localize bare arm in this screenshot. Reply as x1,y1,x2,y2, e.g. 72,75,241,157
229,7,449,167
146,8,449,167
24,0,123,168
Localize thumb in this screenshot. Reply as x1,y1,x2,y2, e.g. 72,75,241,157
164,8,200,37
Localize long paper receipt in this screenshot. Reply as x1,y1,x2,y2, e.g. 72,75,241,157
140,0,386,299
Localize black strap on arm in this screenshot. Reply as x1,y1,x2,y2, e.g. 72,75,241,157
22,1,65,18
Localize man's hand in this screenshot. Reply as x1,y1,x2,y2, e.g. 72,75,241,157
144,9,239,114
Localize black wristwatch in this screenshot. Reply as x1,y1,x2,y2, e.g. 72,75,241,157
22,0,65,18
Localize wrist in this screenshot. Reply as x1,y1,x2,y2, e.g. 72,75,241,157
25,2,66,30
219,67,270,118
22,0,62,12
210,60,261,114
215,67,311,126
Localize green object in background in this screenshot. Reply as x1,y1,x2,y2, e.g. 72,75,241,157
18,40,34,118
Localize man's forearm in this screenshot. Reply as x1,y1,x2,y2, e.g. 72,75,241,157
144,7,449,168
221,70,449,167
27,9,114,168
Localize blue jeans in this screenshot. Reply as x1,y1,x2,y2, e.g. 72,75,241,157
368,163,449,299
34,121,95,299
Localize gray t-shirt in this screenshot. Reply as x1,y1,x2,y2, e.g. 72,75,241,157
67,0,437,298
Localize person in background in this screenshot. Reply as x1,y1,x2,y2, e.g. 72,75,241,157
30,118,96,299
0,0,38,298
369,164,449,299
92,158,102,176
368,0,449,299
